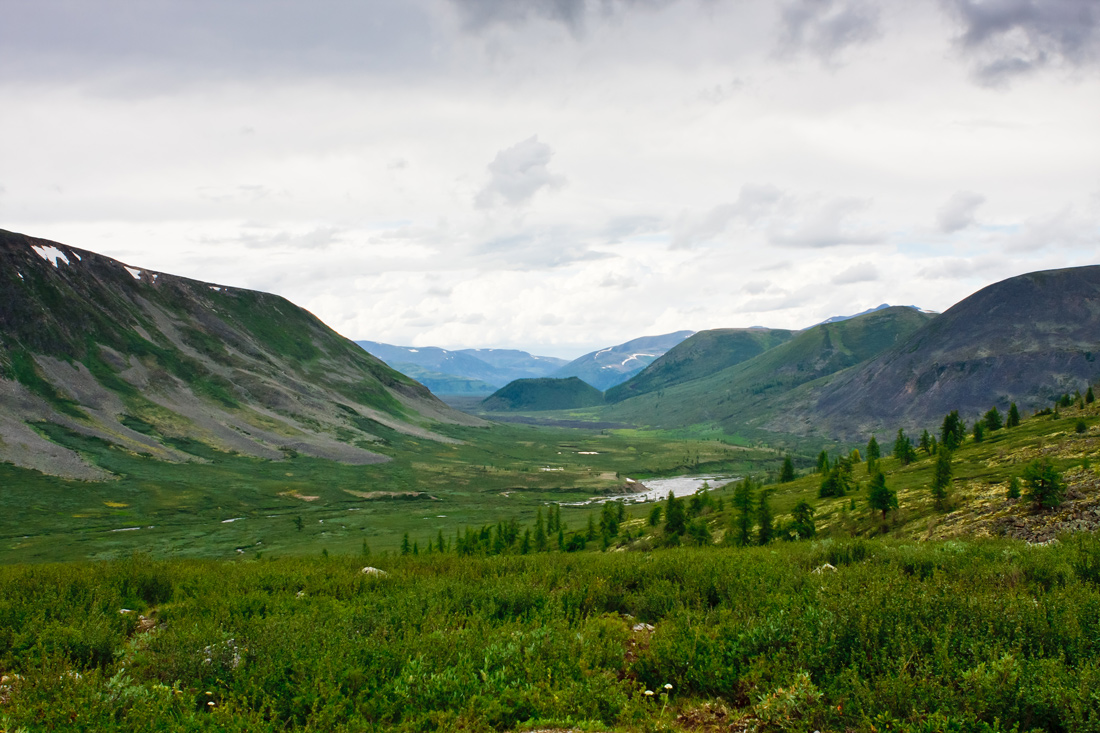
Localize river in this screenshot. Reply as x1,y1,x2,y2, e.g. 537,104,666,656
560,474,739,507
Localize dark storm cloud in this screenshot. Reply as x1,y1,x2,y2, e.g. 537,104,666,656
942,0,1100,84
0,0,439,87
776,0,882,63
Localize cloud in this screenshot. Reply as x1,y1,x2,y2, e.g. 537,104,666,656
776,0,882,63
475,136,565,208
830,261,879,285
942,0,1100,85
673,184,784,248
204,226,344,251
1002,207,1100,252
770,197,882,248
936,191,986,233
450,0,589,32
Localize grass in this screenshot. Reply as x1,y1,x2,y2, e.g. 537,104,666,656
4,537,1100,731
0,420,780,564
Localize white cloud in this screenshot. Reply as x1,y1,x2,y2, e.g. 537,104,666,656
831,261,879,285
475,136,565,208
936,191,985,233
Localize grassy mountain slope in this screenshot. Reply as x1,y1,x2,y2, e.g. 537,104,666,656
481,376,605,412
385,362,498,396
601,306,935,431
605,327,795,403
0,229,480,479
769,266,1100,438
551,331,694,391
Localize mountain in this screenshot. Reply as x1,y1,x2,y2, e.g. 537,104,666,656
0,229,480,479
481,377,605,412
772,266,1100,437
602,307,935,430
356,341,567,392
816,303,934,325
604,327,795,403
551,331,694,391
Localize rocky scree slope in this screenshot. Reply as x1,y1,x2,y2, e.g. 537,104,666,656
0,229,480,479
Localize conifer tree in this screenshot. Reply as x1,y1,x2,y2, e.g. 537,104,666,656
983,406,1003,432
1007,476,1021,499
867,470,897,520
1007,402,1021,428
664,491,687,538
757,489,773,545
919,430,933,455
731,479,755,547
1022,458,1065,510
401,533,411,555
973,421,984,443
817,450,830,474
520,528,531,554
1088,386,1095,404
780,455,795,483
587,514,598,541
941,411,966,451
893,430,916,465
867,435,881,462
790,500,816,539
535,507,548,552
437,530,445,554
932,450,952,509
647,504,663,527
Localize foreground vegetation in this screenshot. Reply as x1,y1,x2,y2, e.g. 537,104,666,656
4,536,1100,732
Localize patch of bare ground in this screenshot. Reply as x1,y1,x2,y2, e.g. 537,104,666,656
342,490,441,501
929,465,1100,543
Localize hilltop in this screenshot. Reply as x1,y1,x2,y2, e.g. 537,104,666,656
481,376,605,412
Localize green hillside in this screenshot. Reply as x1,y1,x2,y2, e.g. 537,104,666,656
602,306,935,432
605,327,794,403
481,376,605,411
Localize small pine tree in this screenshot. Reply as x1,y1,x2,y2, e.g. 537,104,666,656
1077,419,1088,434
437,530,445,554
779,455,795,483
919,429,933,455
816,450,830,474
520,528,531,555
686,518,712,546
665,491,687,538
586,514,598,541
1022,458,1065,510
973,421,984,443
867,470,897,520
1007,403,1021,428
1007,476,1021,499
535,507,548,552
790,500,816,540
401,533,411,555
931,450,952,510
1087,386,1095,404
850,448,862,464
757,489,773,545
984,406,1003,432
867,435,881,462
893,430,916,465
294,515,304,532
941,411,966,451
730,480,755,547
647,504,663,527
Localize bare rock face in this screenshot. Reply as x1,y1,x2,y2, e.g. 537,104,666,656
0,228,482,478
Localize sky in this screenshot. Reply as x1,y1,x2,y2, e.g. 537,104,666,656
2,0,1099,359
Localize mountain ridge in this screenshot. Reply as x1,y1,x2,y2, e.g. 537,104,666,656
0,229,480,479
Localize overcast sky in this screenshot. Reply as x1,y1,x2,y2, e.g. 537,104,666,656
2,0,1099,358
